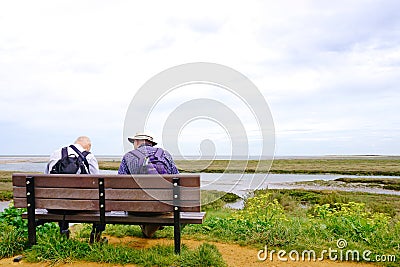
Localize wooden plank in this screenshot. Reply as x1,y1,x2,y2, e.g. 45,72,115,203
12,175,99,188
13,187,200,201
13,188,99,199
22,211,206,225
14,198,200,212
13,198,27,208
102,176,200,188
12,174,200,188
104,188,200,201
14,198,99,210
105,201,200,212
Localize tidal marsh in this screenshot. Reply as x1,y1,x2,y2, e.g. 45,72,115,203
99,157,400,176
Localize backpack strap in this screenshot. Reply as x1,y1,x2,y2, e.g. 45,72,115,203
69,145,91,174
154,148,164,159
61,147,68,159
130,150,146,167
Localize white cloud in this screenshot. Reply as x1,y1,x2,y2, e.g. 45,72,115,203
0,0,399,156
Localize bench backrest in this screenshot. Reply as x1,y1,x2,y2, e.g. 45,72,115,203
13,174,201,212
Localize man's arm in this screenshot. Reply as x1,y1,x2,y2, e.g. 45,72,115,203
45,149,61,174
118,157,130,174
87,155,100,174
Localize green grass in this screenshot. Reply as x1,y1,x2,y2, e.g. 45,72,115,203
336,177,400,191
0,224,26,258
0,191,12,201
0,171,13,183
1,189,400,265
0,206,227,266
336,177,400,185
0,171,13,201
269,158,400,176
25,230,226,267
181,190,400,265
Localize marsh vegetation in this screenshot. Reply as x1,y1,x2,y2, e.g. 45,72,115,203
99,157,400,176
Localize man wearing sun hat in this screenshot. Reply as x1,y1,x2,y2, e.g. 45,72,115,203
118,132,179,238
118,132,179,175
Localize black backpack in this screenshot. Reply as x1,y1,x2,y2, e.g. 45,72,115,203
50,145,90,174
130,148,169,174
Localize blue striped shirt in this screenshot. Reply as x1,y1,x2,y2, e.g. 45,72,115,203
118,144,179,174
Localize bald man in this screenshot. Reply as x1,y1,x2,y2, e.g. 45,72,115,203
45,136,99,174
44,136,102,242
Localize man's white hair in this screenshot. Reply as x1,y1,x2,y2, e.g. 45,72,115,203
74,136,92,151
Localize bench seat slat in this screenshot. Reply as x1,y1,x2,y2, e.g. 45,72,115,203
106,201,200,212
22,211,206,225
14,198,200,212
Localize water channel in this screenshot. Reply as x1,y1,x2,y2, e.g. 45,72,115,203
1,159,399,212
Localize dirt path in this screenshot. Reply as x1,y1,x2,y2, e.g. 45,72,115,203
0,235,379,267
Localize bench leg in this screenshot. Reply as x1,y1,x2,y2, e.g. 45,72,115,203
174,210,181,254
174,222,181,254
89,223,105,243
27,217,36,246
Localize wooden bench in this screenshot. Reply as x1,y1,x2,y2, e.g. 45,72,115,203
12,173,205,254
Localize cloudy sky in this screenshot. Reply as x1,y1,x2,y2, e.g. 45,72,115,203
0,0,399,157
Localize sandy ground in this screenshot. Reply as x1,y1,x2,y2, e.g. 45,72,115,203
0,235,379,267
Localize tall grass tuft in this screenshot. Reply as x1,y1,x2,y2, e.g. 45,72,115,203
0,224,26,258
0,206,28,258
180,243,227,267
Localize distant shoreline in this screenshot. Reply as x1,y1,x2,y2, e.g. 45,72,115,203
1,154,400,161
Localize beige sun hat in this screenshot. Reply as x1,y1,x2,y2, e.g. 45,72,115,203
128,132,157,146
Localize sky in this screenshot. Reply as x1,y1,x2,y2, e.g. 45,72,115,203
0,0,399,157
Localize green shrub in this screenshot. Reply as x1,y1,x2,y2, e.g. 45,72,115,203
234,193,286,223
0,206,27,232
186,194,296,246
308,202,392,246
